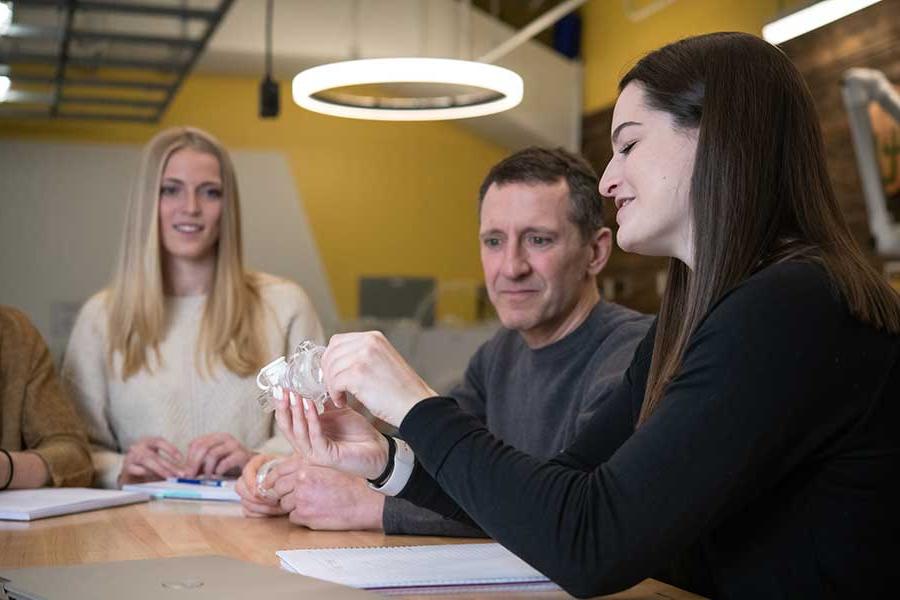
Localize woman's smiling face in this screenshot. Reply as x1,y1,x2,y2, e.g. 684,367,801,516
599,81,699,269
157,147,224,264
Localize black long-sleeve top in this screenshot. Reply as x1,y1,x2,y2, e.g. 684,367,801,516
383,300,650,537
397,261,900,599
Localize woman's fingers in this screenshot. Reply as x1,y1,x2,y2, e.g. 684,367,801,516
287,393,313,455
239,454,266,492
322,334,364,401
125,463,149,477
321,331,431,427
149,437,184,464
273,392,300,452
200,441,230,476
214,450,248,477
304,394,327,457
185,437,215,475
272,471,296,498
242,497,286,516
273,456,301,477
139,451,178,480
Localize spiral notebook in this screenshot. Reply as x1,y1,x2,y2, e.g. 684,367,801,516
0,488,149,521
275,542,556,592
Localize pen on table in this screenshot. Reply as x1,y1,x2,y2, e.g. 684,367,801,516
169,477,226,487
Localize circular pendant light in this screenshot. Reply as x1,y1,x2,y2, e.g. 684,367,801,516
292,57,523,121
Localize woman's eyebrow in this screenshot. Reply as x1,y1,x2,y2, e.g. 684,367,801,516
611,121,642,145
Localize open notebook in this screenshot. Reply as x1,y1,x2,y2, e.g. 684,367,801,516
276,542,557,592
0,488,149,521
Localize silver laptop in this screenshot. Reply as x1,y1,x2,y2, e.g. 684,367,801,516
0,555,376,600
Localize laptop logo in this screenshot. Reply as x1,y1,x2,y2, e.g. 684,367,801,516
161,578,204,590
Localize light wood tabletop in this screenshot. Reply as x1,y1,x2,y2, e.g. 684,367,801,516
0,499,705,599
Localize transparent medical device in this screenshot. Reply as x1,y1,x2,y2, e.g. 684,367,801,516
256,340,330,413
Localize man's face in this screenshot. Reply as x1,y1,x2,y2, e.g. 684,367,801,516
479,180,600,347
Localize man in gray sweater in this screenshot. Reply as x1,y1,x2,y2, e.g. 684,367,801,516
237,147,652,536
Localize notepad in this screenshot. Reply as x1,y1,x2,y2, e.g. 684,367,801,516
276,543,555,591
122,479,239,502
0,488,149,521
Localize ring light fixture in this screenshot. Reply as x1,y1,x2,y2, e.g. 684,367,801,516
291,57,524,121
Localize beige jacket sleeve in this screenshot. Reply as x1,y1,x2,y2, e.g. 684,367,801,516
1,306,93,487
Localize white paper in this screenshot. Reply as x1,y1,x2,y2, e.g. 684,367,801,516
0,488,149,521
122,480,239,502
276,543,553,590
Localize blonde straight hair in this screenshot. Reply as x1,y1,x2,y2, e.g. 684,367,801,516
106,126,268,379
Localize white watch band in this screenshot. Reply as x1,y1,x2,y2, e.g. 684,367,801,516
368,437,415,497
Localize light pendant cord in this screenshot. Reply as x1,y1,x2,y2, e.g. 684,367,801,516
265,0,274,78
259,0,279,118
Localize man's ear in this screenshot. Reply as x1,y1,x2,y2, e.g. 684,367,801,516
586,227,613,276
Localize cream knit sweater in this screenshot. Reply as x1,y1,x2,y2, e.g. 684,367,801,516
61,273,324,488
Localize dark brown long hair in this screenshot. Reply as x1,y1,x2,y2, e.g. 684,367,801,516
621,32,900,425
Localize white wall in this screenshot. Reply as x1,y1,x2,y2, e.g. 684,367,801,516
0,140,338,359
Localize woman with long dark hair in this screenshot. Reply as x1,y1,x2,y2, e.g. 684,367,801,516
272,33,899,598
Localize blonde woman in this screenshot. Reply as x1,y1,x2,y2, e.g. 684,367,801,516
63,127,323,488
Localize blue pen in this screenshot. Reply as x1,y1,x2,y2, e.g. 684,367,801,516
169,477,226,487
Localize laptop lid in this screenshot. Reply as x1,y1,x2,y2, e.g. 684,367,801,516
0,555,375,600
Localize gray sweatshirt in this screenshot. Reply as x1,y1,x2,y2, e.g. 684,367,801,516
383,299,653,536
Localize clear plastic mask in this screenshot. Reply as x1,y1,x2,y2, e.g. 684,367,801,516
256,340,330,413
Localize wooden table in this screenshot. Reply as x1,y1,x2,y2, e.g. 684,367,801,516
0,500,705,599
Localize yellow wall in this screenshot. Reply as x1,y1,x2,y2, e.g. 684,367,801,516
582,0,805,112
0,74,507,321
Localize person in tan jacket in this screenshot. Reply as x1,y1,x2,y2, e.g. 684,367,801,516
0,305,92,489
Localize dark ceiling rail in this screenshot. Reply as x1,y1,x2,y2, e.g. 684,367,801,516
77,1,220,20
9,74,173,91
12,0,220,21
1,23,62,40
0,107,53,118
49,0,76,117
70,30,202,49
0,49,187,71
68,54,187,71
0,108,156,124
153,0,234,122
3,89,53,103
4,26,206,50
59,93,164,108
0,50,61,65
55,110,158,122
59,76,172,91
2,0,235,123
